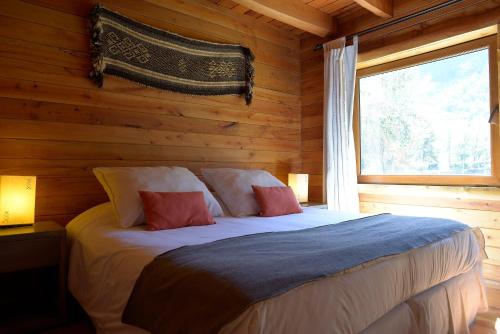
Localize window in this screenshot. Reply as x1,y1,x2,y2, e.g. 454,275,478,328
354,37,499,185
360,49,490,175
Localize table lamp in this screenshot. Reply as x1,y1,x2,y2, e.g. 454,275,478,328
288,173,308,203
0,175,36,227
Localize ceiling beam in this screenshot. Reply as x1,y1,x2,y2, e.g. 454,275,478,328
354,0,393,18
231,0,336,37
321,0,356,15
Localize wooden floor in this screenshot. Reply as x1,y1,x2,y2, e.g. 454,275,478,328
474,280,500,334
471,309,500,334
39,298,95,334
40,321,94,334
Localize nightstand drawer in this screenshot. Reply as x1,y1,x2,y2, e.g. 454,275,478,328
0,236,61,273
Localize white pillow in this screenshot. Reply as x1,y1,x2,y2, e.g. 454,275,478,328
201,168,285,217
212,192,231,217
94,166,224,228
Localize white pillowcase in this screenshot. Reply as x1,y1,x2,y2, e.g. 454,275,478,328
201,168,285,217
94,166,223,228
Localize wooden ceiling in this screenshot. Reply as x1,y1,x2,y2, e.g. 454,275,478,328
208,0,390,37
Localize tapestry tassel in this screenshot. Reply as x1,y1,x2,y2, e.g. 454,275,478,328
89,5,105,87
243,47,255,105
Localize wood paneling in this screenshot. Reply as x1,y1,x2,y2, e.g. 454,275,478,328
359,184,500,281
353,0,392,18
300,34,324,202
0,0,302,225
231,0,336,37
357,3,500,68
207,0,368,36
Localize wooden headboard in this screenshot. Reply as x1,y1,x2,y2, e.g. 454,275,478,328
0,0,301,225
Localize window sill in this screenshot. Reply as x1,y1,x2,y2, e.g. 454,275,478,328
357,175,500,187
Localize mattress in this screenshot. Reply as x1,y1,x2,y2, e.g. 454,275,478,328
67,203,484,334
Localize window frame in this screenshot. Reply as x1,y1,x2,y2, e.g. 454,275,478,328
353,36,500,186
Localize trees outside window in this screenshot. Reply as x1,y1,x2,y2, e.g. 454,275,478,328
354,37,499,186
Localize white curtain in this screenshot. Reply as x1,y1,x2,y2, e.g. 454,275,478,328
323,36,359,212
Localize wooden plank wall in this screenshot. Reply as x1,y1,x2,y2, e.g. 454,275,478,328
0,0,302,225
300,1,500,280
300,36,324,203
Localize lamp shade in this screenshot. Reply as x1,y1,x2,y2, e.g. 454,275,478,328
0,175,36,226
288,173,308,203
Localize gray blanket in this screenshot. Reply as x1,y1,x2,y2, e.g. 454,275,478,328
122,214,469,334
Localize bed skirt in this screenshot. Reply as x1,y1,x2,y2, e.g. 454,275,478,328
361,266,487,334
219,267,486,334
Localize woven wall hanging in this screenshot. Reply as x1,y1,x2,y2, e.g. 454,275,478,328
89,5,255,104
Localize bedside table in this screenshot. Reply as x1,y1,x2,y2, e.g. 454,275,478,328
301,203,328,209
0,221,67,333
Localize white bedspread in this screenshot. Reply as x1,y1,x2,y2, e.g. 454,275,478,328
67,203,365,334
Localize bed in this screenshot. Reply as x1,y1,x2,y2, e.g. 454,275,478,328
67,202,487,334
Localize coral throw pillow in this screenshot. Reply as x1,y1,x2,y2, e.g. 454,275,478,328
139,191,215,230
251,186,303,217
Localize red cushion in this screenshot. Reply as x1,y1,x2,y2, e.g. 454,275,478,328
251,186,303,217
139,191,215,231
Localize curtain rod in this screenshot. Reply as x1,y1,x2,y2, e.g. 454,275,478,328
313,0,464,51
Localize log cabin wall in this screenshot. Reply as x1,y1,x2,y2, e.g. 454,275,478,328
0,0,302,225
300,34,324,204
300,1,500,280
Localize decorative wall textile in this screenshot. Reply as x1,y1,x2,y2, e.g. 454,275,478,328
323,37,359,212
89,5,255,104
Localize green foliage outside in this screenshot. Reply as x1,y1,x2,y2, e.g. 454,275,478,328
359,49,491,176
